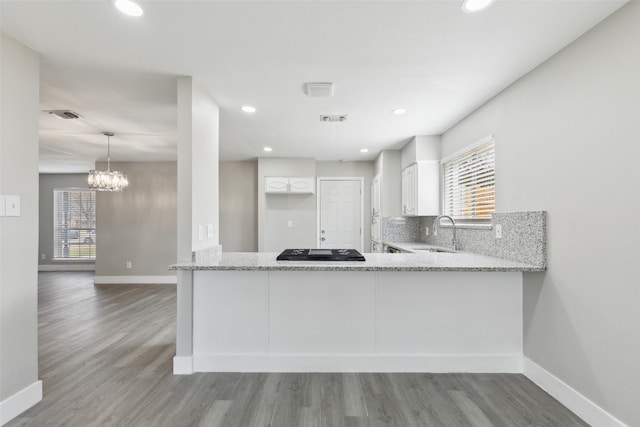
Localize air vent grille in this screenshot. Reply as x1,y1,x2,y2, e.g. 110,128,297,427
44,110,82,119
320,115,348,122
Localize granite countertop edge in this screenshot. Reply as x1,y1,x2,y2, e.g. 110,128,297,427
170,251,545,273
171,265,542,272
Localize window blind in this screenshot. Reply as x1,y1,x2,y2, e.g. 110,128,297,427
53,189,96,259
442,139,495,221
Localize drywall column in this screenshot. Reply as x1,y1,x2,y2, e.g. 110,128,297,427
177,77,220,260
175,76,220,373
0,32,42,424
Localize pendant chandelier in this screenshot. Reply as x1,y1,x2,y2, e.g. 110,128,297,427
88,132,129,192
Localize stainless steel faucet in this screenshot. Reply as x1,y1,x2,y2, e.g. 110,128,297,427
433,215,459,251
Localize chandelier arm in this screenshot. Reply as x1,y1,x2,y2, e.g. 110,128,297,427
107,134,111,171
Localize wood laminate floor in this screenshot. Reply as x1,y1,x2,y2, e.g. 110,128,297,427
8,272,587,427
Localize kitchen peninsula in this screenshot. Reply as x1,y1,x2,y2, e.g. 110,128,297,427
170,251,544,375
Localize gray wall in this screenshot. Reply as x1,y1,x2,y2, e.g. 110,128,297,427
219,161,258,252
94,162,177,278
255,158,375,252
38,174,93,266
258,157,317,252
0,32,40,404
441,3,640,425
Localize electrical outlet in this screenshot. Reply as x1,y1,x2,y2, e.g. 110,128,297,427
126,261,132,269
207,224,213,239
198,225,204,241
495,224,502,239
425,226,429,237
41,254,46,260
287,220,293,228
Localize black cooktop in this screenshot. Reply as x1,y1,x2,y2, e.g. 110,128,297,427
276,249,366,261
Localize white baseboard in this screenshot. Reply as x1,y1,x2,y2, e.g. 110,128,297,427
192,353,522,373
524,357,628,427
173,356,194,375
0,380,42,426
39,264,95,271
94,275,177,285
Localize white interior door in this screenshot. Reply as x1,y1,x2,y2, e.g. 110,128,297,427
319,180,362,250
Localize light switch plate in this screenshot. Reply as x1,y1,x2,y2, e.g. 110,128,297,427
287,220,293,228
5,195,20,216
198,225,204,241
207,224,213,239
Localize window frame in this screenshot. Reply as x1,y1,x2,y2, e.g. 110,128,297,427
53,188,97,261
440,135,495,226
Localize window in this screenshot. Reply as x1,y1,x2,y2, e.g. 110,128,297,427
442,136,495,223
53,189,96,259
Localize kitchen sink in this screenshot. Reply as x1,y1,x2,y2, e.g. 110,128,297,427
411,248,457,253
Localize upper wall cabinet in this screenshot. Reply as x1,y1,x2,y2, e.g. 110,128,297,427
401,162,440,216
373,150,402,217
265,177,315,194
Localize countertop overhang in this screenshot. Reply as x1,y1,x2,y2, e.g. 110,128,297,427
170,251,544,272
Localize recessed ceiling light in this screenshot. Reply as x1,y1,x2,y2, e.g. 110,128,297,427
114,0,143,17
360,148,369,153
242,106,257,113
392,108,407,115
263,147,273,152
461,0,495,13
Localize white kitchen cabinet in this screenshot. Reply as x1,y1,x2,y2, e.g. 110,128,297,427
370,174,381,217
374,151,402,217
401,161,439,216
371,216,381,243
265,177,315,194
401,165,417,215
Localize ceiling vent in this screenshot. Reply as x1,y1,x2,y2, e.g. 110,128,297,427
305,82,334,97
44,110,82,119
320,115,348,122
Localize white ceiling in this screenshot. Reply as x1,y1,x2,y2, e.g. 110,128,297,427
0,0,627,173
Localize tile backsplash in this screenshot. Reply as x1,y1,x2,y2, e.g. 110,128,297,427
380,211,546,268
420,211,546,268
192,244,222,262
382,216,422,242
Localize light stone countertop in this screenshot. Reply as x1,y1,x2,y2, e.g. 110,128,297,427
170,251,543,272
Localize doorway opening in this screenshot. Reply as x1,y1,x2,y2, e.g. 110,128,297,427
316,178,364,251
